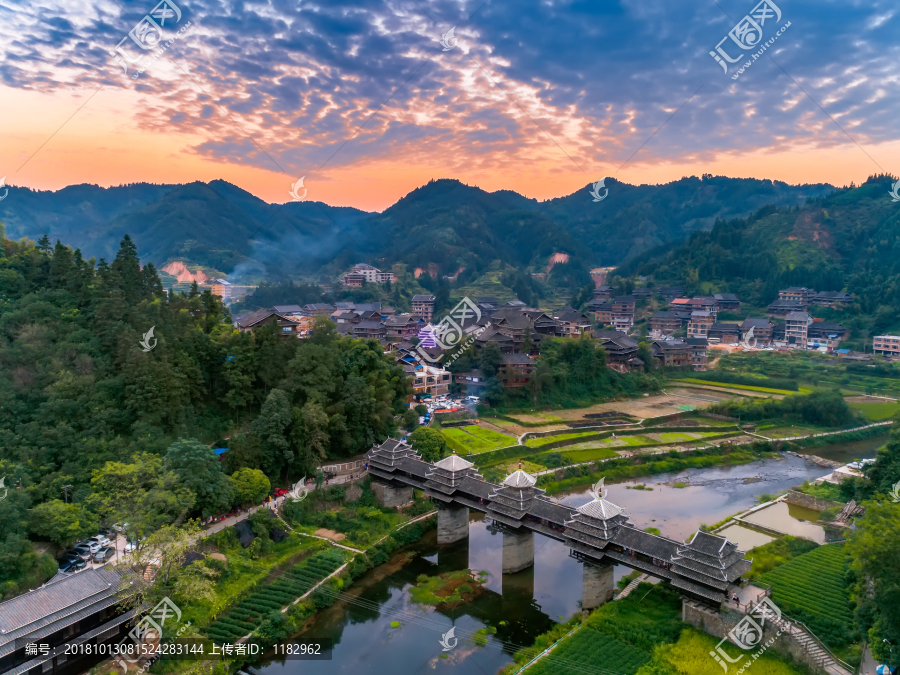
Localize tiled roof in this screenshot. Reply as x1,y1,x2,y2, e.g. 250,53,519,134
236,308,283,328
434,454,475,471
502,470,537,488
576,497,625,520
273,304,303,313
412,294,436,302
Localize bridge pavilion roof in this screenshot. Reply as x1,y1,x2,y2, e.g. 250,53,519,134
487,468,545,527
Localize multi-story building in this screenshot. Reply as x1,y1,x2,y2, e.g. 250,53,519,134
593,285,615,301
658,286,684,299
498,353,536,387
779,287,815,304
341,263,394,285
411,294,436,322
650,311,683,336
597,333,642,372
740,318,773,345
385,314,423,339
810,291,853,308
687,310,714,338
784,311,812,348
650,339,692,368
708,322,742,344
300,303,336,317
686,337,709,370
410,363,452,397
588,300,614,325
553,307,592,336
873,335,900,357
713,293,741,311
767,299,807,318
807,321,848,352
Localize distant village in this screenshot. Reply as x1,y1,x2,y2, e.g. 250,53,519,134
228,262,899,402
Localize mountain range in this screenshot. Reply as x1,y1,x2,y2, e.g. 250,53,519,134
0,176,834,281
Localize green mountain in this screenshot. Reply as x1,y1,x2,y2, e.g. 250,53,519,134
617,174,900,334
0,175,833,283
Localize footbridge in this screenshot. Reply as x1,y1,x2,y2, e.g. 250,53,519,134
367,438,751,610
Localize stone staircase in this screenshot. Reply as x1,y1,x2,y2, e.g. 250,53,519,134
771,616,853,675
615,573,648,600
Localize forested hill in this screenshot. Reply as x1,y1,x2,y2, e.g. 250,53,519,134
617,174,900,333
1,176,832,281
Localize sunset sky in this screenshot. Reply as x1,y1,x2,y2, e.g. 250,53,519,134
1,0,897,211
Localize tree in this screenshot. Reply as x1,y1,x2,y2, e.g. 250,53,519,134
402,409,418,430
89,453,194,546
291,401,330,476
231,468,271,505
30,500,98,548
484,376,506,406
409,427,448,462
846,501,900,666
636,341,655,373
479,341,503,377
253,389,293,475
165,439,234,517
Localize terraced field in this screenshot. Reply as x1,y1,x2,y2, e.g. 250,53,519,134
442,426,516,454
204,548,347,644
758,544,854,645
526,628,650,675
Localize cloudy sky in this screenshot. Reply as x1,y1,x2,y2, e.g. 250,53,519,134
1,0,897,210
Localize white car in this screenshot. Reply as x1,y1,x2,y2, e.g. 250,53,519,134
77,540,102,553
89,534,112,548
124,539,142,554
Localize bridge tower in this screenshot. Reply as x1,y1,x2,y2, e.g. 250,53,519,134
424,454,482,544
486,467,543,573
366,438,419,508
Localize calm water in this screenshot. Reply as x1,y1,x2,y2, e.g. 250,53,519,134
257,455,834,675
797,432,888,464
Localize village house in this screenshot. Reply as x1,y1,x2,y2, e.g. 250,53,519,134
410,362,452,397
593,285,615,301
352,320,387,340
873,335,900,358
650,339,693,368
784,311,813,348
686,337,709,370
498,353,536,387
273,304,305,321
740,318,773,345
236,309,303,337
300,303,336,317
587,299,614,325
767,299,807,317
687,310,714,338
454,369,487,394
632,288,653,299
658,286,684,299
385,314,423,339
411,294,436,322
650,311,683,336
779,287,815,305
597,333,643,372
712,292,740,311
807,321,849,351
809,291,853,308
341,262,395,286
707,322,742,344
553,307,592,336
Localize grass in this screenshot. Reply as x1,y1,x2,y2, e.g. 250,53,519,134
796,480,845,504
409,570,480,606
745,536,820,580
654,628,809,675
758,544,855,648
525,431,600,447
849,400,900,421
442,426,516,454
553,446,620,464
675,378,803,395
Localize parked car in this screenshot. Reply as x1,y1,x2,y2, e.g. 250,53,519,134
67,545,94,561
274,488,289,497
78,540,102,553
89,534,112,548
93,547,116,564
99,527,117,538
58,555,87,573
124,540,141,554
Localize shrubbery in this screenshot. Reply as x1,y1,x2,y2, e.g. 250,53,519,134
707,391,858,428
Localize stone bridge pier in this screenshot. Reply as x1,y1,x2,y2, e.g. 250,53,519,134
582,563,615,610
437,504,469,544
371,481,413,508
502,529,535,574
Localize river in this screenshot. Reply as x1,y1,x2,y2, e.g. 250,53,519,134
256,451,877,675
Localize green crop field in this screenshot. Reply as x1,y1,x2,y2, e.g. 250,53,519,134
849,400,900,421
758,544,854,647
675,378,802,395
442,426,516,454
525,431,599,447
203,548,347,644
656,628,807,675
527,630,649,675
556,446,621,463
